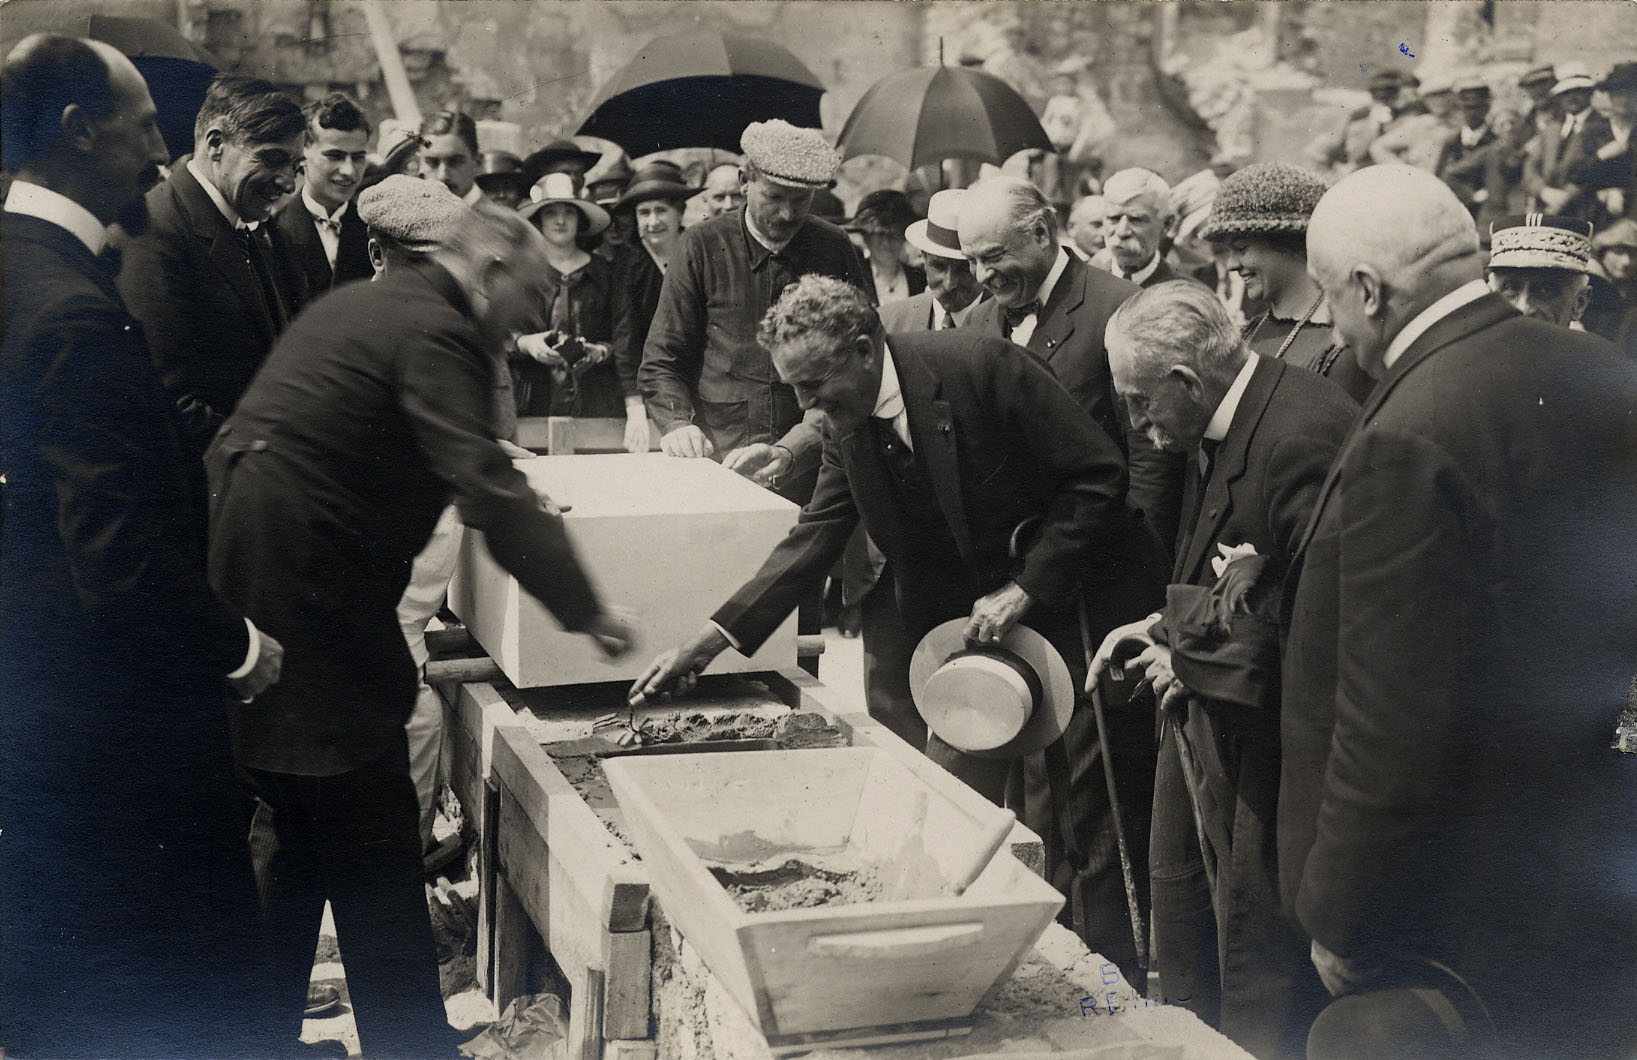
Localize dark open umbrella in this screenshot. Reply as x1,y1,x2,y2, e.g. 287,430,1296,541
576,31,824,156
1,10,220,161
837,65,1052,171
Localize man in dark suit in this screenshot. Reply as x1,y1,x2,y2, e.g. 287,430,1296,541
275,90,373,306
1092,168,1182,288
1,35,284,1058
1286,164,1637,1060
118,74,306,453
858,189,990,746
1092,281,1356,1059
960,175,1185,548
633,275,1167,986
208,182,634,1057
1436,79,1499,219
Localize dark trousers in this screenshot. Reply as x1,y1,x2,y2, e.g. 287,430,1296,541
859,562,928,750
1152,706,1327,1060
245,737,456,1059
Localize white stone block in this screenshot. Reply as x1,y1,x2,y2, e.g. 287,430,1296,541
449,454,799,688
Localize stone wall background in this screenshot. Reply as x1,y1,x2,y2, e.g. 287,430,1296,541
6,0,1637,205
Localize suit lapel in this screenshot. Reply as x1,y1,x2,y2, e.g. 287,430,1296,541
896,337,975,564
1027,256,1083,362
1177,357,1279,583
1294,294,1516,557
173,160,277,341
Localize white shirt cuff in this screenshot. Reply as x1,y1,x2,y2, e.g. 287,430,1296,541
225,618,260,679
709,620,743,653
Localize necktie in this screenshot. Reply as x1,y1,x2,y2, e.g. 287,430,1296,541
239,225,288,329
97,242,123,276
1001,300,1040,337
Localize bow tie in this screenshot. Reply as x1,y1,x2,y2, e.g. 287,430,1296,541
97,242,123,274
312,213,342,236
1002,300,1041,330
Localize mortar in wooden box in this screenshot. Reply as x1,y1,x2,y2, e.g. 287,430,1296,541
602,748,1064,1048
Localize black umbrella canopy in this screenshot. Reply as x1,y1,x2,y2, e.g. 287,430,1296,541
577,30,824,156
838,66,1052,171
0,10,220,161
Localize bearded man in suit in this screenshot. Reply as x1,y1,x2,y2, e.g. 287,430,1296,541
117,73,306,453
1284,164,1637,1060
633,275,1168,986
1091,281,1357,1059
960,175,1185,548
1,34,283,1058
275,90,374,305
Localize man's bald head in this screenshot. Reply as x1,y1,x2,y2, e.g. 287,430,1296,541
1306,165,1482,377
2,35,167,225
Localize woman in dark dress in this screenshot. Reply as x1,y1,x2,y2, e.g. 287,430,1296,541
609,162,694,452
1199,162,1376,404
513,173,621,417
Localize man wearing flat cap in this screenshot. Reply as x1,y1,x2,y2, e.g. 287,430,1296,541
639,118,873,497
208,175,633,1058
1485,213,1596,329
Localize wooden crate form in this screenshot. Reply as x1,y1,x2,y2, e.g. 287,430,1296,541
603,748,1064,1051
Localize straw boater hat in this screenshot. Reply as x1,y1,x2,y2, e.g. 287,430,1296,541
610,162,693,214
739,119,839,189
356,174,468,252
1518,64,1555,90
909,619,1074,759
518,172,610,235
1197,162,1327,243
1488,214,1593,273
905,189,968,260
1550,62,1596,97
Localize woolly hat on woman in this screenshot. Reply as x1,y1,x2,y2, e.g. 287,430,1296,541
1198,162,1328,243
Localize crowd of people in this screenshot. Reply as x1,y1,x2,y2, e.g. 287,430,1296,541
2,29,1635,1060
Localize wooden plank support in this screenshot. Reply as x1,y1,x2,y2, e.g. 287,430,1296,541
602,929,652,1040
476,774,499,995
571,967,606,1060
490,869,532,1015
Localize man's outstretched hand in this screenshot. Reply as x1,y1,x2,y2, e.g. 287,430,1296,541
628,624,730,703
585,609,637,660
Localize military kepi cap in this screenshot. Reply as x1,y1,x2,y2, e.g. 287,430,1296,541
740,119,839,189
1488,213,1592,273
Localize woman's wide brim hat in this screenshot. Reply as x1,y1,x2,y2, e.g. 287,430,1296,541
518,172,610,235
909,619,1074,759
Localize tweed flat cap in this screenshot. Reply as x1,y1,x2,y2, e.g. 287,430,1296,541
1488,214,1592,272
741,119,839,188
1198,162,1327,242
357,174,468,252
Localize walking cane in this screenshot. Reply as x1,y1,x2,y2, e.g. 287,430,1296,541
1078,593,1149,976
